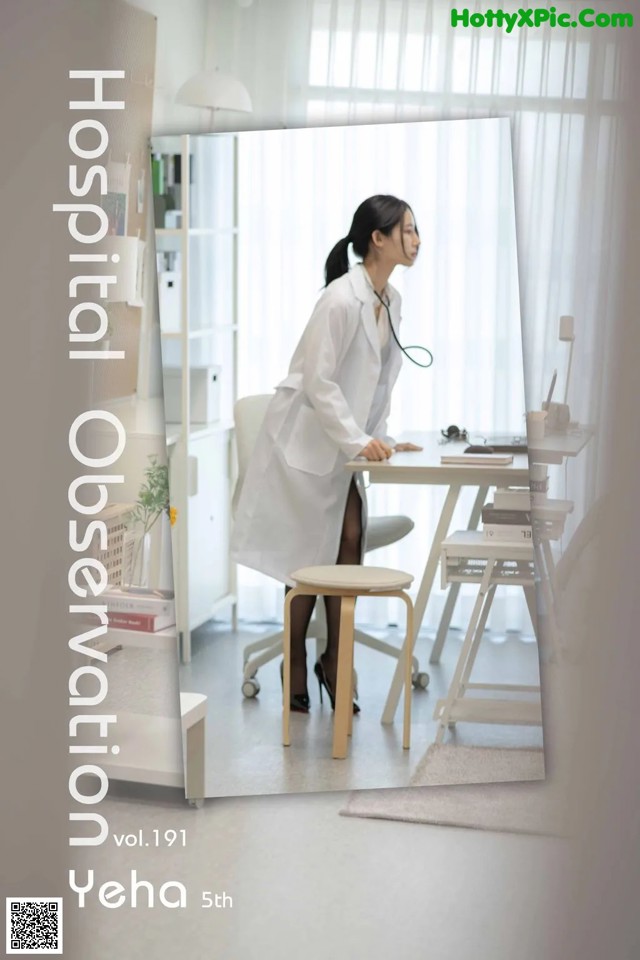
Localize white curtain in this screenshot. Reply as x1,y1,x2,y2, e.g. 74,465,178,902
235,119,525,630
206,0,623,633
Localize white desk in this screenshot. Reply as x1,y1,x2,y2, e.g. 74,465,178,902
346,431,531,724
527,425,595,464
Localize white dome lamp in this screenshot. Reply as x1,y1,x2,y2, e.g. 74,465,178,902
175,68,252,131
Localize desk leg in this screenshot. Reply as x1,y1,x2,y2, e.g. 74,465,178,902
459,583,497,693
534,543,562,660
430,485,489,665
185,717,205,803
533,542,562,660
541,539,559,608
523,584,538,637
381,484,461,725
540,539,566,655
434,562,495,744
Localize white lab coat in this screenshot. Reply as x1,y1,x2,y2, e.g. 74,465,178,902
231,263,403,586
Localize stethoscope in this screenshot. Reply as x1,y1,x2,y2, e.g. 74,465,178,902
373,289,434,369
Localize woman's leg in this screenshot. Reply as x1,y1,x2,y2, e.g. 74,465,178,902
322,478,363,690
285,586,316,696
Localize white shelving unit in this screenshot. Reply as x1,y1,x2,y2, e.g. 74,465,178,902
102,692,207,806
433,532,541,743
152,134,239,662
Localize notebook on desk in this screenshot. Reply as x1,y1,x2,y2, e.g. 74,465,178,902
441,453,514,466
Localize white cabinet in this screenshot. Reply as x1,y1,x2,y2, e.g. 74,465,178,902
186,431,232,629
153,133,239,661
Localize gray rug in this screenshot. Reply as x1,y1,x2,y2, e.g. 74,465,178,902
342,745,564,836
411,743,545,787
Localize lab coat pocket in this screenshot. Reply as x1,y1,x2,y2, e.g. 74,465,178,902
283,404,340,476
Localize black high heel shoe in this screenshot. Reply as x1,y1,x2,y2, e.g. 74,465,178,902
314,658,360,715
280,660,310,714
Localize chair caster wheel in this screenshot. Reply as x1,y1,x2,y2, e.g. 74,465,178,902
412,671,430,690
242,678,260,698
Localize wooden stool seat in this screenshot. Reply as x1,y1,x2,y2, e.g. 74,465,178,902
291,564,413,592
283,565,415,759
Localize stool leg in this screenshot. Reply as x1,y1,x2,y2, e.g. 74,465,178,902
348,623,355,737
282,588,297,747
333,595,355,759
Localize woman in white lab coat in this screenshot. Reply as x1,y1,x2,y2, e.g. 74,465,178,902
231,195,422,712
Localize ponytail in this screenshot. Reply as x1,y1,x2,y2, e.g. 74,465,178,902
324,236,351,286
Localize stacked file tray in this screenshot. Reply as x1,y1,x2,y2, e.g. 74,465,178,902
532,499,574,541
440,531,535,590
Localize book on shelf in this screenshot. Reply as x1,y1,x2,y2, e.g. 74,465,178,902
493,487,532,510
494,485,549,509
108,611,176,633
481,503,532,525
102,587,175,617
483,523,533,542
440,453,514,466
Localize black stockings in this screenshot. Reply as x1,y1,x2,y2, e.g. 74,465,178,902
286,479,363,695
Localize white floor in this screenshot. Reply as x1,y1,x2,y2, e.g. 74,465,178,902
101,621,543,798
84,622,561,958
178,620,543,797
74,786,567,960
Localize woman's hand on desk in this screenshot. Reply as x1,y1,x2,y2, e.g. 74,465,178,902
394,442,423,452
359,438,394,461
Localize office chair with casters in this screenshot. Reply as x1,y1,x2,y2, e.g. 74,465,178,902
232,394,428,698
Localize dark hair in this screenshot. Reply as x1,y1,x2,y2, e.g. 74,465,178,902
324,195,416,286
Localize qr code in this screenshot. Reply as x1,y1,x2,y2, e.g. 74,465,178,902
6,899,63,954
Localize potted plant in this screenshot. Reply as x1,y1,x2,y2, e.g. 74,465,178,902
122,456,171,590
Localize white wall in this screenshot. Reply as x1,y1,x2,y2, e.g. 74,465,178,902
125,0,209,134
122,0,210,399
203,0,308,130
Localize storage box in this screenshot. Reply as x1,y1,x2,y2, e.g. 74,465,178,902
89,502,136,587
163,365,221,424
158,271,181,333
164,209,183,229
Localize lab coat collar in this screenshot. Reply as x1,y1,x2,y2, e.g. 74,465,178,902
348,264,398,361
348,262,399,307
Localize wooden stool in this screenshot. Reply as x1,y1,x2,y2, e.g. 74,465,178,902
283,565,414,759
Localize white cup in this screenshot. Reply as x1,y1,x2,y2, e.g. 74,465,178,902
526,410,547,441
